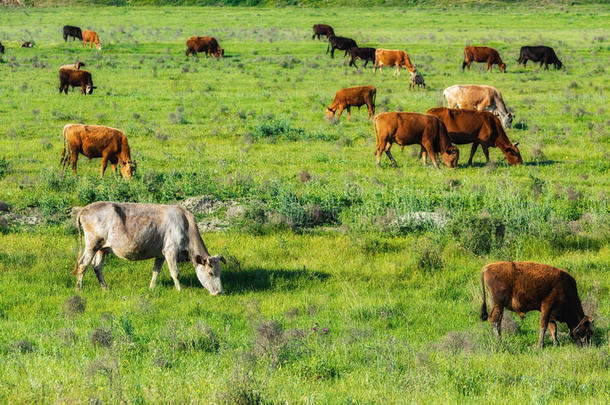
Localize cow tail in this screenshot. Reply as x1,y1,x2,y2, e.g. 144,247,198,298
480,267,489,321
60,125,69,167
72,214,83,276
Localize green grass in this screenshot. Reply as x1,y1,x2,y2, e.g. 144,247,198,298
0,4,609,403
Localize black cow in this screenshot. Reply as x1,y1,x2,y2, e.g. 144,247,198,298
326,35,358,59
517,46,562,70
0,42,4,54
348,47,375,68
312,24,334,40
21,42,34,48
63,25,83,42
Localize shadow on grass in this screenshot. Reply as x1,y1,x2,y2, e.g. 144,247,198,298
161,266,330,294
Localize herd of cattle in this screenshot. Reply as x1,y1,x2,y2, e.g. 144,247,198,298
0,21,595,349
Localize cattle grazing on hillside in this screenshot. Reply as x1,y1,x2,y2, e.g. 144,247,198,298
517,45,562,70
326,86,376,122
374,49,415,75
312,24,334,40
73,201,225,295
443,84,513,129
409,70,425,89
82,30,101,49
348,47,376,68
0,42,4,54
373,112,459,169
21,42,33,48
60,61,85,70
426,108,522,165
186,36,224,58
480,261,594,348
60,124,136,179
59,68,95,95
63,25,83,41
326,35,357,58
462,46,506,72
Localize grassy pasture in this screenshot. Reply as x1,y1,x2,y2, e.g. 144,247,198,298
0,4,609,403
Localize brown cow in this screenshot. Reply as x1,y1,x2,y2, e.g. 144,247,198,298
373,112,459,169
82,30,101,50
186,36,224,58
462,46,505,72
480,261,594,348
59,68,96,95
60,124,137,179
425,107,522,165
326,86,376,122
374,49,415,76
312,24,334,40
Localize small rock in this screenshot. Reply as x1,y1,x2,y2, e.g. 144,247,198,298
197,218,229,232
0,201,11,212
226,204,246,220
180,195,226,215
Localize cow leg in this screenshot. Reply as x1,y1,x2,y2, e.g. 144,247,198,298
538,306,552,348
335,106,344,120
363,60,369,67
100,156,109,178
91,250,108,290
468,143,479,166
344,49,349,57
346,107,351,122
367,102,374,119
489,304,504,339
330,46,335,59
385,149,397,168
149,257,165,289
421,139,439,169
481,145,490,164
111,163,117,175
164,250,181,291
70,150,79,175
548,321,558,346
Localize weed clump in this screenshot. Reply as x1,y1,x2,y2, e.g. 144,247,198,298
64,295,86,317
416,239,444,272
14,339,34,354
90,328,114,348
250,116,336,142
449,211,505,255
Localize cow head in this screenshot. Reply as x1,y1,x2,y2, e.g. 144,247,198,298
499,112,513,129
570,316,594,346
85,83,97,94
555,60,563,70
96,43,102,50
442,146,460,168
325,107,336,120
120,160,137,179
76,61,85,69
499,63,506,73
195,254,225,295
215,47,224,58
504,142,523,165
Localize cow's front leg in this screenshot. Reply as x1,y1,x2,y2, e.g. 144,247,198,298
385,148,397,168
150,257,165,289
164,251,181,291
538,306,551,348
92,250,108,290
346,107,351,122
421,139,438,169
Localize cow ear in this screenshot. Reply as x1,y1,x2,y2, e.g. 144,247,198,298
195,255,208,265
513,142,519,147
218,255,226,264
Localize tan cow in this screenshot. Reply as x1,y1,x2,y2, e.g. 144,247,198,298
60,61,85,70
82,30,101,50
373,112,459,169
443,84,513,129
374,49,415,76
60,124,136,179
326,86,376,122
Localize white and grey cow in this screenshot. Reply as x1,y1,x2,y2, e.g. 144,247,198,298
73,201,225,294
443,84,513,129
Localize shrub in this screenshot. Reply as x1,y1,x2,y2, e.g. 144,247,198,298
64,295,86,317
90,328,114,348
0,157,10,179
449,211,505,255
250,116,336,142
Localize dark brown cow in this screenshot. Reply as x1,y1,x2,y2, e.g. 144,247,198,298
326,35,357,58
480,261,594,348
186,36,224,58
59,68,96,95
60,124,137,179
373,112,459,169
326,85,376,122
312,24,334,40
462,46,506,72
425,107,522,165
348,47,376,68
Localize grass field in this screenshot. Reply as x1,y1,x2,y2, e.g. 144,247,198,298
0,3,609,403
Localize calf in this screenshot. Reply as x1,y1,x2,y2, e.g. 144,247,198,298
74,201,225,294
374,49,415,76
60,124,136,179
312,24,334,40
462,46,506,72
82,30,101,50
63,25,83,41
60,61,85,70
517,45,562,70
480,261,594,348
59,68,96,94
326,85,376,122
409,70,425,89
426,107,522,165
326,35,357,58
186,36,224,58
374,112,459,169
348,47,376,68
21,42,33,48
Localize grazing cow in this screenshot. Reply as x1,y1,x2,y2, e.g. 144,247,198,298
462,46,506,72
480,261,594,348
63,25,83,42
348,47,376,68
312,24,334,40
74,201,225,295
0,42,4,54
21,42,33,48
60,124,136,179
186,36,224,58
373,112,459,169
443,84,513,129
82,30,101,50
59,68,96,94
517,45,563,70
326,85,376,122
426,107,522,165
409,70,425,89
60,61,85,70
374,49,415,75
326,35,357,58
